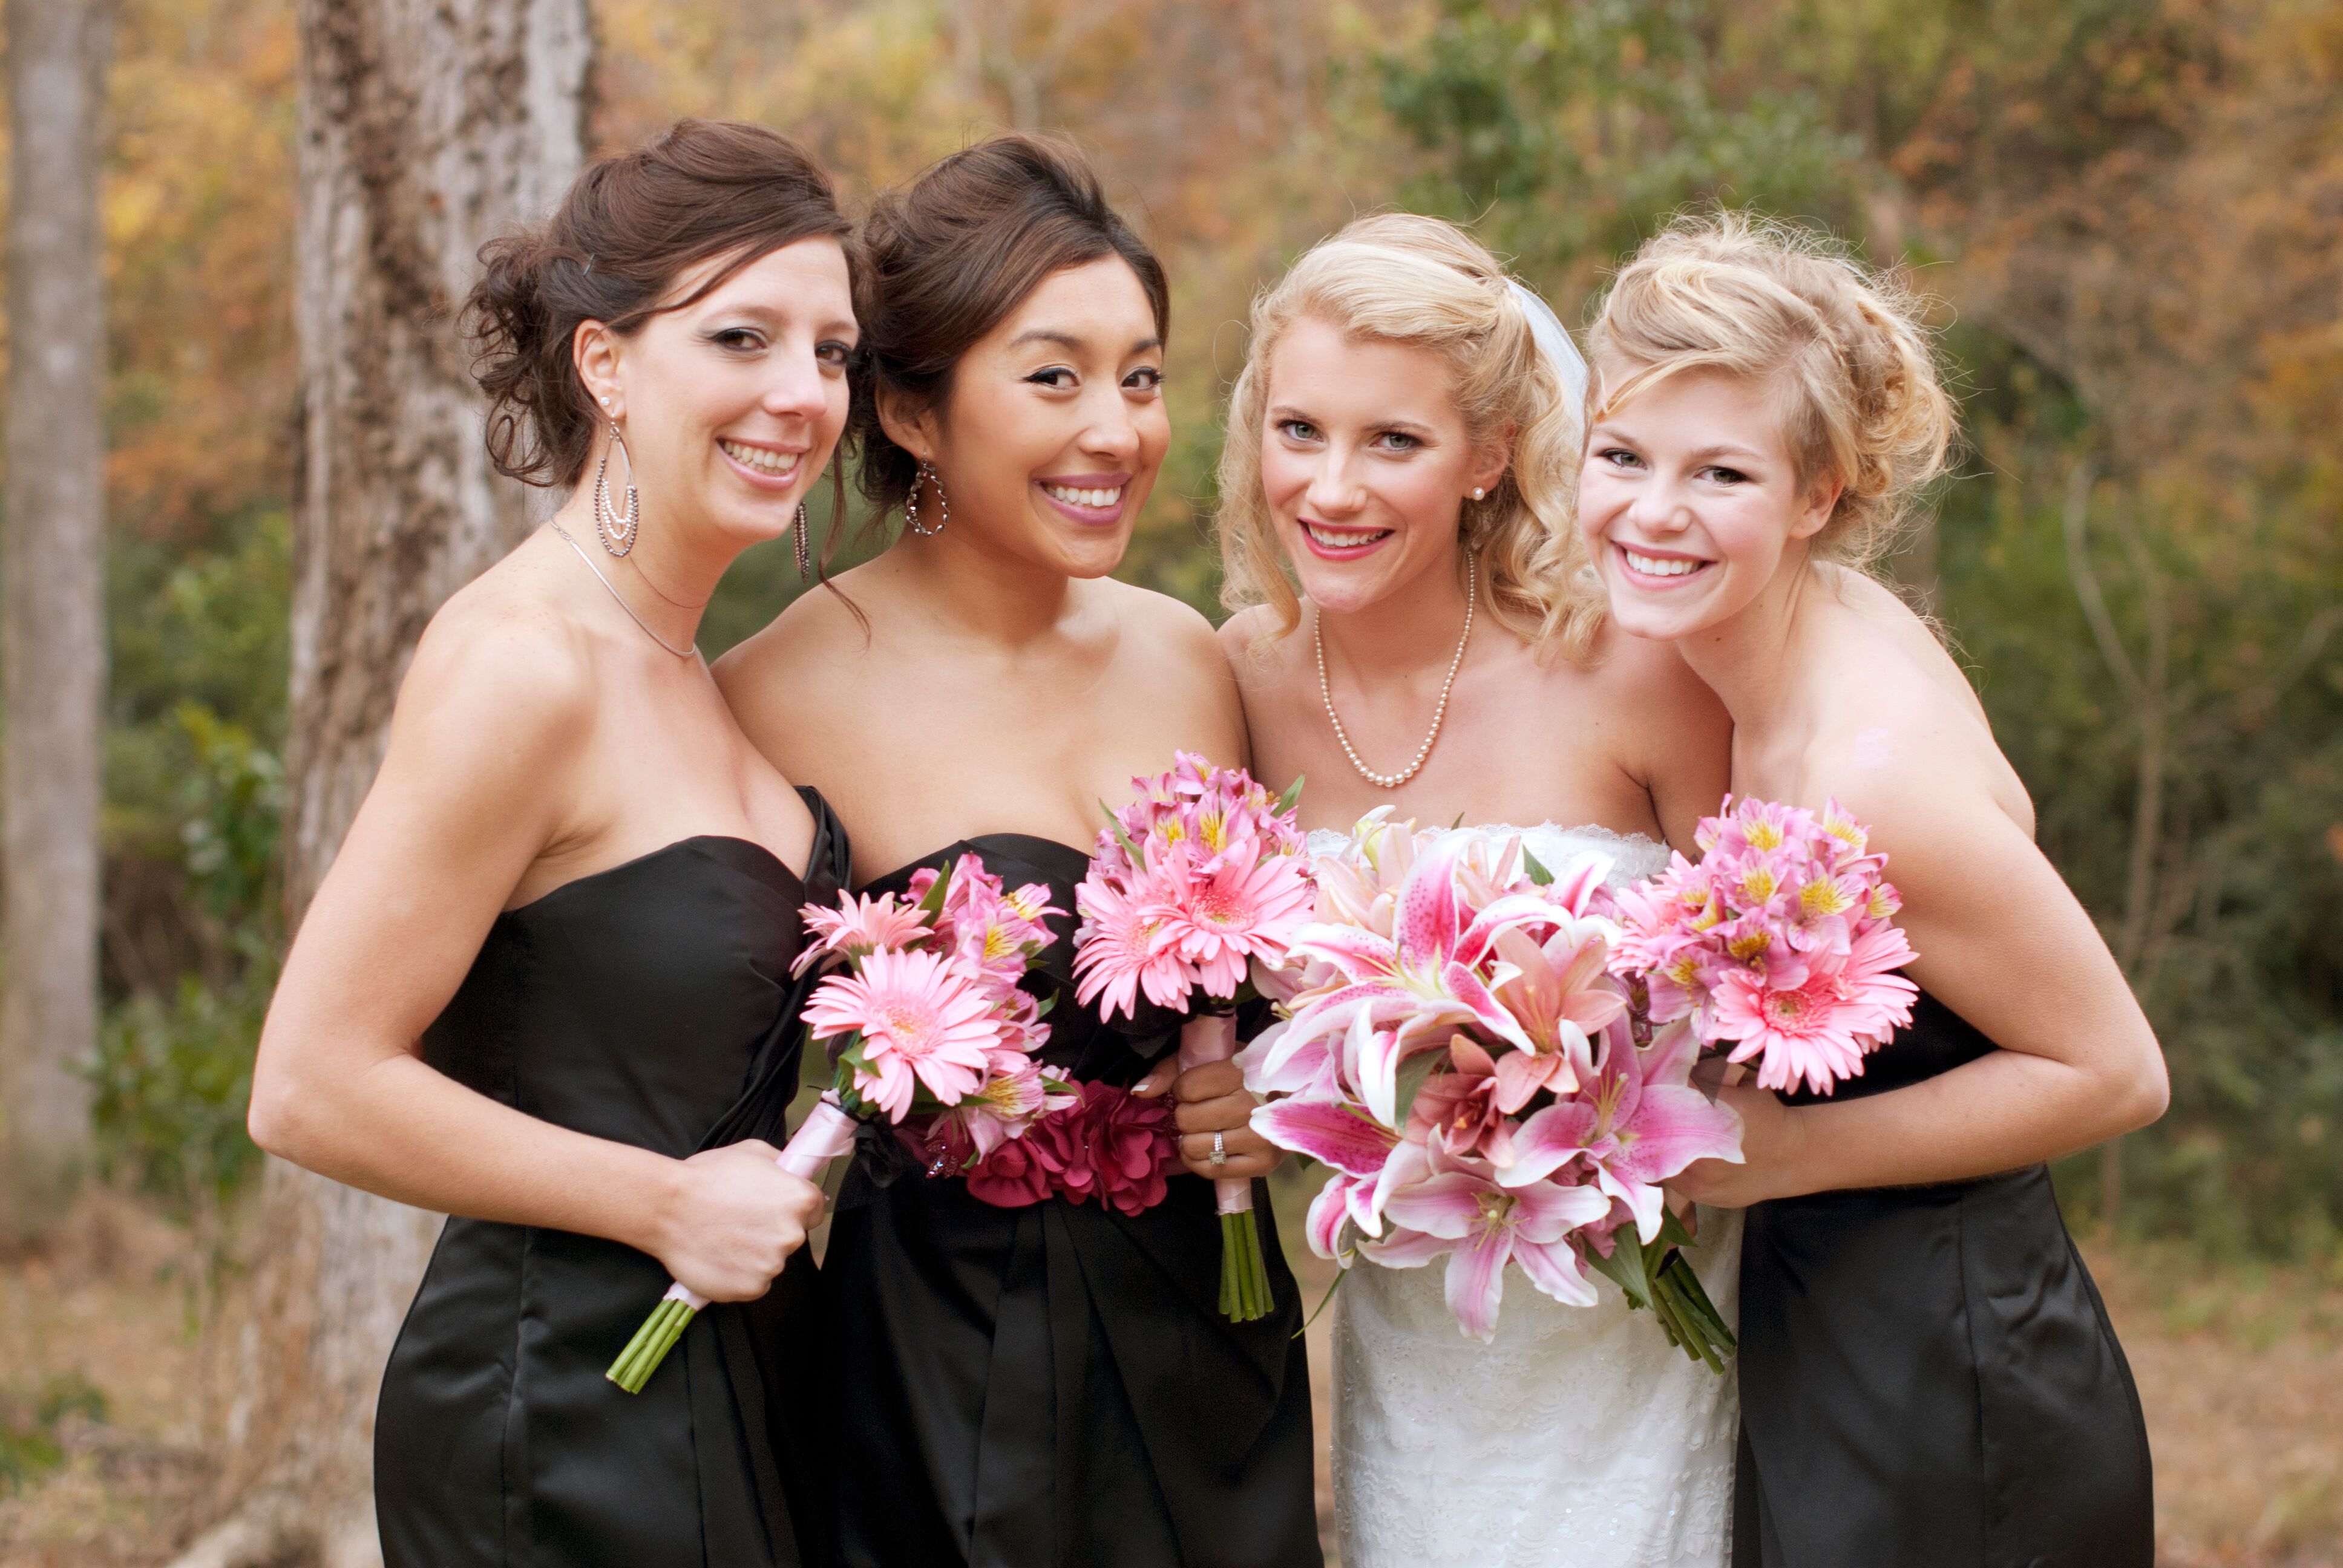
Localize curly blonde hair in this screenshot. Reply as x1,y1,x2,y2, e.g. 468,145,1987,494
1578,211,1955,572
1215,214,1604,659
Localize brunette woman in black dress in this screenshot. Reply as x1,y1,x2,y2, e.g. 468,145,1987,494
718,134,1322,1568
248,122,859,1567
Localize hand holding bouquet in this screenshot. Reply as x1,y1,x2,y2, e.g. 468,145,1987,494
1070,752,1312,1322
608,856,1072,1393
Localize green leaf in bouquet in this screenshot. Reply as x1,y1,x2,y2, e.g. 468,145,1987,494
915,871,950,920
1099,800,1145,868
1585,1230,1660,1315
1274,774,1306,816
1521,847,1555,886
1389,1046,1447,1129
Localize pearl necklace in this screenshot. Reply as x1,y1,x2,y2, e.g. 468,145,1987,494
1316,563,1475,791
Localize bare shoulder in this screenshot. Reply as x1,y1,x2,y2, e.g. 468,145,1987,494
1215,601,1304,688
1572,621,1731,748
1800,606,2034,846
367,556,601,849
402,562,595,746
1819,563,1990,728
1106,577,1215,648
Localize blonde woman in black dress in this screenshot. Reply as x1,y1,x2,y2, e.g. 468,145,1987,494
1580,212,2164,1567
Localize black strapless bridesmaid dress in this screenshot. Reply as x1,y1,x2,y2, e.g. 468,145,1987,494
821,834,1323,1568
1733,990,2155,1567
374,792,851,1568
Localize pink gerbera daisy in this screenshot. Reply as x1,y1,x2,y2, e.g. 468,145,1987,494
1071,877,1193,1020
1143,840,1316,999
803,947,1001,1120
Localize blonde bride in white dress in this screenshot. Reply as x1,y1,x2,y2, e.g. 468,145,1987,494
1211,214,1741,1566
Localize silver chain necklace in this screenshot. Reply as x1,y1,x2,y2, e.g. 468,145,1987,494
1316,561,1475,791
550,522,699,659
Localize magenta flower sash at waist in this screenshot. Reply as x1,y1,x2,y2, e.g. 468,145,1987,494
951,1078,1182,1216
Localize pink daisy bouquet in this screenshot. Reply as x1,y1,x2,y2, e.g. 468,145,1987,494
608,855,1073,1393
1070,751,1313,1322
1240,812,1744,1364
1609,796,1919,1096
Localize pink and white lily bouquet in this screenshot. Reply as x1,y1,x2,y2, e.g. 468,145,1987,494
1241,812,1744,1363
1071,752,1313,1322
1609,795,1919,1095
609,855,1073,1393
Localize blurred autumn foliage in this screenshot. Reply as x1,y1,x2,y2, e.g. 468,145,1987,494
18,0,2342,1251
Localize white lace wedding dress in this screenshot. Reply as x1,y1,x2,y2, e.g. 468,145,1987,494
1309,823,1740,1568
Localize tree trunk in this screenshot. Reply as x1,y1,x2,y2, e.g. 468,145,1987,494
1,0,111,1235
168,5,589,1566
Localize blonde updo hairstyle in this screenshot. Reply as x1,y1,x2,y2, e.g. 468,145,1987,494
1217,214,1601,659
1579,211,1955,573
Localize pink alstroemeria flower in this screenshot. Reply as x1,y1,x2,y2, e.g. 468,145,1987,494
1282,839,1554,1125
804,947,1000,1121
1377,1161,1611,1341
1502,1021,1745,1241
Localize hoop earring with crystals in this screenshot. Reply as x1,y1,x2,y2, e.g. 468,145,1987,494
793,502,812,578
593,422,641,557
903,459,949,537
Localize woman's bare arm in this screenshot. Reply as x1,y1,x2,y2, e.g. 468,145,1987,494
249,604,818,1301
1675,715,2169,1204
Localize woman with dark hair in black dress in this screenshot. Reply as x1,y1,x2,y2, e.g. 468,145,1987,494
248,120,860,1567
719,134,1322,1568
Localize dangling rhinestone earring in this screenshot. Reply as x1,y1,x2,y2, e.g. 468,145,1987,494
793,501,812,578
903,459,949,537
593,421,641,557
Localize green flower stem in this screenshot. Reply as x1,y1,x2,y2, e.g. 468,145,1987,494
1221,1210,1273,1323
608,1297,699,1393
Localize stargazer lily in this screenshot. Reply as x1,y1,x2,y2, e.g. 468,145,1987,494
1281,839,1556,1125
1499,1020,1745,1242
1374,1153,1612,1342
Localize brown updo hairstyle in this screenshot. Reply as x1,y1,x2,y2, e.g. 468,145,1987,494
850,132,1168,524
464,119,853,493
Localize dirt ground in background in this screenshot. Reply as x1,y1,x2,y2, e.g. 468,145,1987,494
0,1187,2335,1567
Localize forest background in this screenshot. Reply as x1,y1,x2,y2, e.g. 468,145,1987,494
0,0,2338,1559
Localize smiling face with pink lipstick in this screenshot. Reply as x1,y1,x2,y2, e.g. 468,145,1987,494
878,255,1167,580
1258,313,1511,615
1576,364,1840,644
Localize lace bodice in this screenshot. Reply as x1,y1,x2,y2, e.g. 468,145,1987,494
1319,818,1738,1568
1305,820,1673,887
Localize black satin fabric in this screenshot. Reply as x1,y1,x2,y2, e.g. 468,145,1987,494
1734,991,2155,1567
375,792,853,1568
822,834,1323,1568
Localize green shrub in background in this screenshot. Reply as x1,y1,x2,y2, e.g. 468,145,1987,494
85,964,270,1222
86,699,282,1221
0,1373,108,1495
